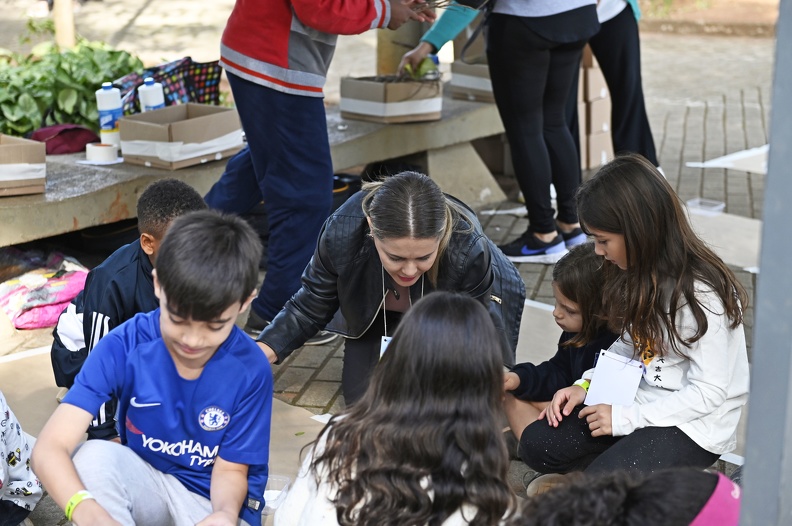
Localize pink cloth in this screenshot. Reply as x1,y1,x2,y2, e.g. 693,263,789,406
0,253,88,329
690,472,742,526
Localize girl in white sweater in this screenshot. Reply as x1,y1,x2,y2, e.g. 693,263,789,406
275,292,515,525
520,153,749,475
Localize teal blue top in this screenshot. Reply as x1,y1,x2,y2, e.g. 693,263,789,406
419,1,640,53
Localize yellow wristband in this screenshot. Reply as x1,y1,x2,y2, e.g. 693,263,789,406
65,490,95,522
573,379,590,392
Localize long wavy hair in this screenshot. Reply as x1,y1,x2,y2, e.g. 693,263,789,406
576,154,747,357
552,242,608,347
361,172,462,286
310,292,514,525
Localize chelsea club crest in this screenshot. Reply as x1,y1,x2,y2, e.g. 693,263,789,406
199,406,230,431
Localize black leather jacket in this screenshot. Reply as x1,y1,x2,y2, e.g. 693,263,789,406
258,191,525,364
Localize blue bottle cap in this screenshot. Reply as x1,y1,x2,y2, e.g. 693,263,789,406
102,82,113,90
144,77,155,86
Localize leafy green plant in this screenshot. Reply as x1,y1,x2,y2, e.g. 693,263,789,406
0,25,143,137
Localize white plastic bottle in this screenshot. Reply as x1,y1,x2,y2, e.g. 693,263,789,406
138,77,165,112
95,82,123,147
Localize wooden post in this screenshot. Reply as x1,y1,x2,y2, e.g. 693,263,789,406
52,0,76,48
376,21,426,75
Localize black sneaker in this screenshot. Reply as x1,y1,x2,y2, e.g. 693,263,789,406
558,227,587,248
498,232,568,264
244,310,339,346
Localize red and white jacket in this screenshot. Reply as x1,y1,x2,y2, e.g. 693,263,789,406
221,0,391,98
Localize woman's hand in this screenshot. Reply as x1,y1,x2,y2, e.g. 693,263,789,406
579,404,613,437
398,41,434,76
541,386,586,427
503,371,520,391
257,341,278,364
388,0,435,29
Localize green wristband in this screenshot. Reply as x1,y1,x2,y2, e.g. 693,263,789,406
65,490,95,522
573,379,590,392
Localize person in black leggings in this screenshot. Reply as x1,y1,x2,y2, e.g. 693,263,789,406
487,5,600,264
519,406,719,474
567,1,659,168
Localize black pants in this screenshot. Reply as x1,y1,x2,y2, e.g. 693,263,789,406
341,310,403,405
568,5,659,167
487,14,585,235
0,500,30,526
519,406,720,475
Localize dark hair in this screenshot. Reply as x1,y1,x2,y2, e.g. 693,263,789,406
155,210,261,321
552,242,606,347
513,469,719,526
576,154,747,357
137,178,207,239
311,292,514,525
361,172,460,286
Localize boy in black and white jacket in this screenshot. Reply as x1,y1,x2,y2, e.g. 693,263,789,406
50,178,206,440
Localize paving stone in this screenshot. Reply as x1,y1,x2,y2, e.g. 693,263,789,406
329,396,347,415
288,345,336,369
274,367,315,394
296,381,341,410
315,357,344,382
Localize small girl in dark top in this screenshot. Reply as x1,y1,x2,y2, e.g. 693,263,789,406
503,242,617,460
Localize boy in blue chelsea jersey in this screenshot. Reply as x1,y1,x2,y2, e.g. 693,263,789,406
32,210,272,526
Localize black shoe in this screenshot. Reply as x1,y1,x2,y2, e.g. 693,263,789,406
244,310,339,346
243,309,269,336
558,227,587,248
498,232,568,264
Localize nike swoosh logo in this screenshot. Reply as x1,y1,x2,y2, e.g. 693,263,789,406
130,397,161,408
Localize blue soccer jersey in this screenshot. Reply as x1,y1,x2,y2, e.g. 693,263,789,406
64,309,273,525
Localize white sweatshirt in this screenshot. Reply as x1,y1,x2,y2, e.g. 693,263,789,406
586,285,749,454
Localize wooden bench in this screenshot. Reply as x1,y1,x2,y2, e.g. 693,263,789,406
0,94,506,248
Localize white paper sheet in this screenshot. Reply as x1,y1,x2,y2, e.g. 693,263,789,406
584,350,643,407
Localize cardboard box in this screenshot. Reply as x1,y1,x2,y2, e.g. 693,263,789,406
453,13,486,63
587,97,612,134
588,132,614,169
585,67,609,102
449,60,493,103
582,45,599,69
119,104,243,170
577,68,584,103
0,134,47,197
339,77,442,124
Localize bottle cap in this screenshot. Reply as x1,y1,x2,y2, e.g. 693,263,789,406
102,82,113,90
144,77,155,86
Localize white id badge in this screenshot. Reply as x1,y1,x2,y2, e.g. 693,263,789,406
584,350,643,407
379,335,393,359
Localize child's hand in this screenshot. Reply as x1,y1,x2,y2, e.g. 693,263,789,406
545,386,587,427
196,510,237,526
399,42,433,76
503,371,520,391
579,404,613,437
71,499,123,526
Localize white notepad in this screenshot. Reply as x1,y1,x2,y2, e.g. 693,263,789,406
584,350,644,407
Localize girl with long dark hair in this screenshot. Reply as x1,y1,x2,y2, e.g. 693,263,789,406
275,292,515,525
